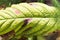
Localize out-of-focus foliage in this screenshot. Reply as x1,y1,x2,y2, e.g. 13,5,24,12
0,0,60,7
0,0,21,7
52,0,60,8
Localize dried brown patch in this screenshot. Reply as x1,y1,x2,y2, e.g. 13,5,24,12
0,30,15,40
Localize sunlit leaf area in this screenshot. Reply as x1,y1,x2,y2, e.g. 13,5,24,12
0,0,60,40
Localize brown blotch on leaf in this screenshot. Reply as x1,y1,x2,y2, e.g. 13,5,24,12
0,30,15,40
44,30,60,40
